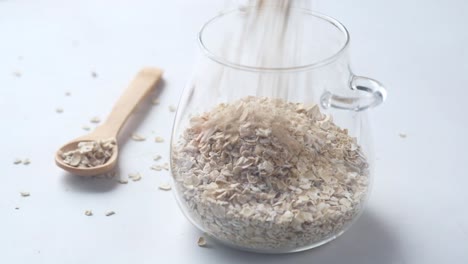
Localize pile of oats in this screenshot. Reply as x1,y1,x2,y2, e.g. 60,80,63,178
172,97,369,250
60,138,116,167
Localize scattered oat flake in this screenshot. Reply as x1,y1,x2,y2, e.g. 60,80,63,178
90,117,101,123
91,71,98,78
153,155,162,161
56,107,64,113
155,136,164,143
399,133,407,138
131,133,146,141
169,105,177,112
20,192,30,197
84,210,93,216
128,173,142,182
197,236,207,247
23,159,31,165
158,183,171,191
13,71,22,77
162,163,169,171
150,165,162,171
82,125,91,131
105,211,115,216
118,179,128,184
65,91,71,96
13,158,22,165
151,98,160,105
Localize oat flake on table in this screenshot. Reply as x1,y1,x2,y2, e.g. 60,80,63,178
105,211,115,217
128,173,142,182
20,192,30,197
172,96,370,250
131,133,146,141
158,183,171,191
118,179,128,184
197,237,207,247
150,164,162,171
90,117,101,124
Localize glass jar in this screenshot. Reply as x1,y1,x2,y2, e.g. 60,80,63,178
170,6,386,253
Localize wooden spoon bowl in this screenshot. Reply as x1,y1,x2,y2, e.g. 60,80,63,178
55,136,118,176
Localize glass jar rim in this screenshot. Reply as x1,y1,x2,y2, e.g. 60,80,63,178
198,7,350,73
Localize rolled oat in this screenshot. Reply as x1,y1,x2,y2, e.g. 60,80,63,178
118,179,128,184
158,183,172,191
90,117,101,124
131,133,146,141
105,211,115,216
197,237,207,247
129,173,142,182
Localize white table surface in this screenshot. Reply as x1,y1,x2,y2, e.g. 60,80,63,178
1,0,467,263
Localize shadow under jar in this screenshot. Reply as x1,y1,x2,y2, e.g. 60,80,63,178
170,6,386,254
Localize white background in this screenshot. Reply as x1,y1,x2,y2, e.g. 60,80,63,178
1,0,467,263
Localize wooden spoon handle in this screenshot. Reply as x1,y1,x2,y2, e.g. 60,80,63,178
99,67,163,137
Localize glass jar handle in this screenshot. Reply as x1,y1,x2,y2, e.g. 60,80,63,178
320,75,387,111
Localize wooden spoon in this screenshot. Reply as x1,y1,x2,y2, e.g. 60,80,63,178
55,67,163,176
